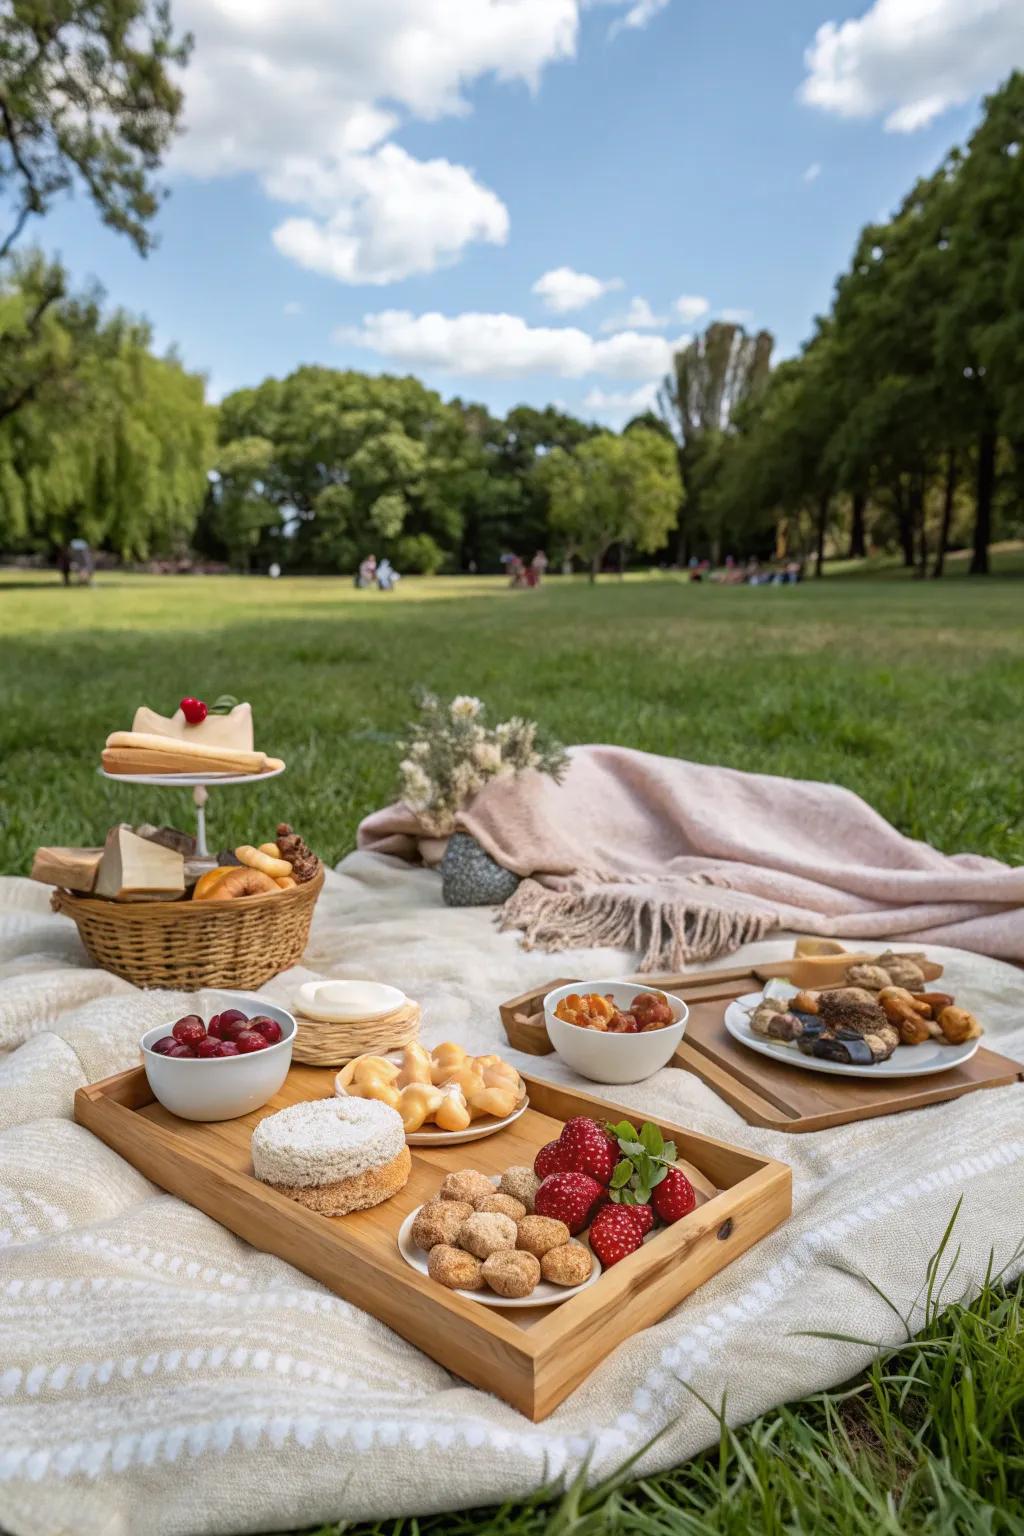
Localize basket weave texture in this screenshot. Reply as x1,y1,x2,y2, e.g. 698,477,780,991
51,868,324,991
292,1000,421,1067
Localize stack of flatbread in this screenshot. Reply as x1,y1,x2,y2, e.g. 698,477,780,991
102,703,285,776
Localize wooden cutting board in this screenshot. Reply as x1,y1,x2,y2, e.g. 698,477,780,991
499,964,1023,1133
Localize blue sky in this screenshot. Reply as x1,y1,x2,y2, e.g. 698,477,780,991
37,0,1020,424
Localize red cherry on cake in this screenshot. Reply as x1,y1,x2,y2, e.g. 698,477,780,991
234,1029,268,1054
172,1016,206,1049
179,696,208,725
150,1035,180,1056
195,1035,225,1058
249,1016,282,1045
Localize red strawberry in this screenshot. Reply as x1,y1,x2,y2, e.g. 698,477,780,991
556,1117,618,1185
651,1167,696,1224
589,1204,644,1268
534,1139,568,1180
534,1172,604,1235
622,1202,654,1236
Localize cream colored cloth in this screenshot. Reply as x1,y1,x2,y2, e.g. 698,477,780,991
1,856,1022,1536
358,746,1024,967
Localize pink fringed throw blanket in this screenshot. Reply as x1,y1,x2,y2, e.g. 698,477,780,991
358,746,1024,969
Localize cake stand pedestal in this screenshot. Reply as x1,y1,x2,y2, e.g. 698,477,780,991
98,766,285,856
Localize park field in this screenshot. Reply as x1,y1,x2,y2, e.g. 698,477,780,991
1,567,1022,1536
1,567,1022,873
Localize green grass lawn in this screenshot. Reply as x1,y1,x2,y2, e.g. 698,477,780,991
2,569,1022,872
1,568,1022,1533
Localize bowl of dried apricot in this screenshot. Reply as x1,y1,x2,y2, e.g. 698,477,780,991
543,981,688,1084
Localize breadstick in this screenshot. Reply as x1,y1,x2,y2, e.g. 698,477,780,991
235,844,292,878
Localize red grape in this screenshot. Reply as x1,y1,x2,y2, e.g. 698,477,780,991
218,1041,240,1056
219,1008,248,1025
165,1044,195,1058
172,1016,206,1048
216,1009,249,1041
249,1016,282,1045
195,1035,224,1058
234,1030,268,1054
207,1012,223,1038
150,1036,179,1056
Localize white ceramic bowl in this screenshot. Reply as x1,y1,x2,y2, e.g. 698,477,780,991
543,980,688,1084
140,990,295,1122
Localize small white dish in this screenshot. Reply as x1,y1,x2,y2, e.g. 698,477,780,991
140,990,295,1121
543,980,688,1084
397,1181,602,1308
724,989,983,1079
295,979,406,1023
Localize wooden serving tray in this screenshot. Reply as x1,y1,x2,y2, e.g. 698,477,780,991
500,966,1023,1134
74,1065,791,1421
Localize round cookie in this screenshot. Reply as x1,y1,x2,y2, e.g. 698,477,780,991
457,1211,517,1259
499,1165,541,1212
476,1193,527,1221
439,1170,495,1205
516,1214,570,1257
427,1244,484,1290
482,1250,541,1299
251,1096,410,1215
541,1241,593,1286
411,1199,473,1251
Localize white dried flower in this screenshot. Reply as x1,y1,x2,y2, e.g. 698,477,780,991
472,740,502,774
399,761,433,809
450,695,483,720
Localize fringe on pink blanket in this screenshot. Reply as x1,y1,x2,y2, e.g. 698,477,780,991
357,746,1024,968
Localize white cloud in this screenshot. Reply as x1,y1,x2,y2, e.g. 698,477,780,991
173,1,579,281
600,296,667,331
272,145,509,284
532,267,623,313
719,307,753,323
283,301,303,316
583,381,662,424
674,294,710,324
335,310,682,380
802,161,822,182
800,0,1024,134
597,0,672,37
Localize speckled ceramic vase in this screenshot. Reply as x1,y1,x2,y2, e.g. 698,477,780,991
440,832,521,907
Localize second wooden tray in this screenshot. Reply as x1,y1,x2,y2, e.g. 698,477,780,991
500,966,1023,1133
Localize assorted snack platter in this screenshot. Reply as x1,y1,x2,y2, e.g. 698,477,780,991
74,1059,790,1419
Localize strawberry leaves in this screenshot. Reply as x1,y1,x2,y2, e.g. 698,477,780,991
604,1118,678,1205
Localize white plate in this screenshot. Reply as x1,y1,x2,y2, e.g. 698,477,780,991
724,990,982,1079
99,766,285,786
296,979,407,1023
397,1183,602,1308
403,1095,529,1146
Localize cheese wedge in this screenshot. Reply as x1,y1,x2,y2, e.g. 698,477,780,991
93,827,185,900
132,702,254,752
31,846,104,892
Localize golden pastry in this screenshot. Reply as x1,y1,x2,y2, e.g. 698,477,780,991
516,1215,570,1257
481,1250,540,1299
457,1211,517,1260
476,1193,527,1220
541,1242,594,1286
411,1200,473,1251
427,1245,483,1290
337,1042,524,1134
439,1170,495,1205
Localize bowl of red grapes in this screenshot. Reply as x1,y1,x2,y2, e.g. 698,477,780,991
140,994,295,1121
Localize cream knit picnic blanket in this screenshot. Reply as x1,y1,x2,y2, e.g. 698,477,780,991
1,854,1023,1536
359,746,1024,967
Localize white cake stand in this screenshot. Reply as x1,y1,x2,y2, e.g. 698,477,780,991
98,766,285,856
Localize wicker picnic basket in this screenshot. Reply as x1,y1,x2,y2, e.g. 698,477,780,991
51,867,324,990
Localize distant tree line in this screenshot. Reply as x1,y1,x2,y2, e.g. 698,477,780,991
0,10,1021,577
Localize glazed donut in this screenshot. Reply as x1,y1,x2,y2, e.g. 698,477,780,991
197,866,279,900
235,844,292,879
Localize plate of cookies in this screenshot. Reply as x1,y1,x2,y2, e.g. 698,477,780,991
336,1042,529,1145
398,1169,601,1307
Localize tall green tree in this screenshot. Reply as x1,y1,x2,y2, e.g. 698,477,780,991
539,427,680,581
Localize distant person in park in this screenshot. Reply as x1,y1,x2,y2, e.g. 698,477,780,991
507,555,527,589
377,557,399,591
268,562,281,579
56,544,71,587
357,553,377,588
530,549,549,586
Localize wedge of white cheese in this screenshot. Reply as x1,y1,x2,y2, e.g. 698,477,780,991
131,702,254,752
93,827,185,900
